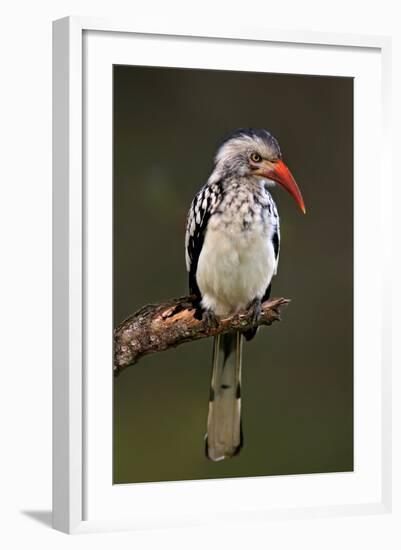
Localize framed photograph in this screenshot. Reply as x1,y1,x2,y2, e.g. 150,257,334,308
52,17,392,534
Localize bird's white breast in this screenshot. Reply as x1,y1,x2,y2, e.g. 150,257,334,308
196,208,277,317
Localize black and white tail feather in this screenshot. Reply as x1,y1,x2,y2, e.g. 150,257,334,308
206,332,243,461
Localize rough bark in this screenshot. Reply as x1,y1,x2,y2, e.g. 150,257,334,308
114,296,289,376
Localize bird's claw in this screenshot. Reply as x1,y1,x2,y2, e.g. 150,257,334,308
203,310,219,330
248,298,262,327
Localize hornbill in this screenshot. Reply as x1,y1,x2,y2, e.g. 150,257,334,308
185,128,305,461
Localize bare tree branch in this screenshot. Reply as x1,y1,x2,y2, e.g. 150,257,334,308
114,295,290,376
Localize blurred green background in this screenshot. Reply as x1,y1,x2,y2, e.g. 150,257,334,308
113,65,353,484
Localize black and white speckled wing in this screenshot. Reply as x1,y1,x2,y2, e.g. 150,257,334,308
271,199,281,274
185,182,222,298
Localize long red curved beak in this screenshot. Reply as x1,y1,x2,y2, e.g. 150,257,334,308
265,160,306,214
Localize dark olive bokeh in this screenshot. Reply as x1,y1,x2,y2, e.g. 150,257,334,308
113,65,353,484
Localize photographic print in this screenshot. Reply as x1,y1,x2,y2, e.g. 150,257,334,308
113,65,353,484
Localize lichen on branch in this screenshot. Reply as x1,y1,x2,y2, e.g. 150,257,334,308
114,296,289,376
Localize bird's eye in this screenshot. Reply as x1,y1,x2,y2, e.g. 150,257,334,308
250,153,262,163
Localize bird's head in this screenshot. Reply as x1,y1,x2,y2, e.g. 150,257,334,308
214,128,306,214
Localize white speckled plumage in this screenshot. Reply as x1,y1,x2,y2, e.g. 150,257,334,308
196,179,278,316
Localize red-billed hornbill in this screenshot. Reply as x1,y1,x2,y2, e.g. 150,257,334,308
185,128,305,461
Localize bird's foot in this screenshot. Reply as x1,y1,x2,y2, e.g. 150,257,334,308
202,309,219,330
247,297,262,327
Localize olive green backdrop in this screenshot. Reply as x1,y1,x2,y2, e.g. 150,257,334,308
113,65,353,484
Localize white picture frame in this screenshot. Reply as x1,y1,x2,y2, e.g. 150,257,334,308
52,16,393,534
